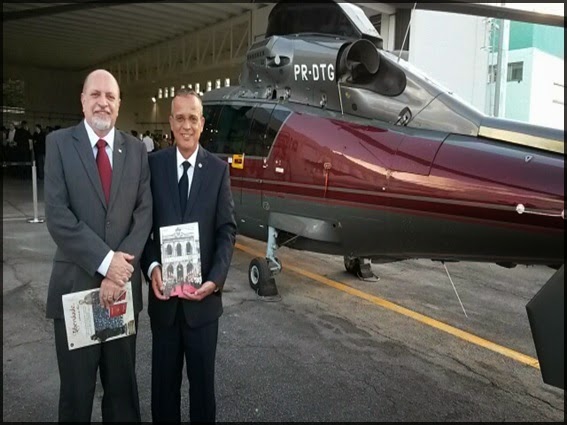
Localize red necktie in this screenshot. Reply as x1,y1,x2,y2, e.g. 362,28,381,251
96,139,112,204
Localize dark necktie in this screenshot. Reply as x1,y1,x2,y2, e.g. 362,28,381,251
96,139,112,204
179,161,191,215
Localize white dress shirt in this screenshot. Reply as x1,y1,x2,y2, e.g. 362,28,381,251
142,135,154,152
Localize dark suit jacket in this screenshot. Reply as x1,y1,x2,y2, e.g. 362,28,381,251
44,121,153,319
14,127,32,160
141,146,236,328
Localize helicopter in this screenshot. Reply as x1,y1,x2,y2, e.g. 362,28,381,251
199,0,564,390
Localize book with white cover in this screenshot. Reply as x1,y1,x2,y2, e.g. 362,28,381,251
62,281,136,350
159,222,202,297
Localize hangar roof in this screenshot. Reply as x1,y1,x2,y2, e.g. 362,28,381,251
3,2,563,72
2,2,271,71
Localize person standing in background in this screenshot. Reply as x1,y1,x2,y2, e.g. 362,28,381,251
142,130,155,154
6,122,17,147
14,120,32,177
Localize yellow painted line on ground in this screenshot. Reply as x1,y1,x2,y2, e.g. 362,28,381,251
235,242,540,370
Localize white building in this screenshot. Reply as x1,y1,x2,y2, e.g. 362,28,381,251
406,9,564,130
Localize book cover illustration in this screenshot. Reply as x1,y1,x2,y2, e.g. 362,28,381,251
62,281,136,350
159,222,202,297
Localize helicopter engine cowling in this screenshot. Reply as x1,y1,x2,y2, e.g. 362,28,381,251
240,35,348,110
239,33,409,117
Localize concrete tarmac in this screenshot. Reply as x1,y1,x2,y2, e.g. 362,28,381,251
2,172,564,422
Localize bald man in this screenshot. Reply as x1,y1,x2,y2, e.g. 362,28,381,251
44,69,152,422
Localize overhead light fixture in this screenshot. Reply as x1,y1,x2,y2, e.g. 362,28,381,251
151,96,157,103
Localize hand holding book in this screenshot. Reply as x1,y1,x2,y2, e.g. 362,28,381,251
99,277,128,308
176,280,218,301
150,266,169,301
159,222,203,299
62,281,136,350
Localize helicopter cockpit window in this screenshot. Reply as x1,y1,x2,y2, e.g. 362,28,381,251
265,107,291,154
214,104,254,154
201,103,289,156
200,105,223,150
246,105,274,157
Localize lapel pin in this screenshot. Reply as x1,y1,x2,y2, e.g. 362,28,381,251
118,148,122,153
198,163,202,169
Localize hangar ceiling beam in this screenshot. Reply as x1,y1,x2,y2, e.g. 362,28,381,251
102,14,251,86
151,3,219,24
1,2,155,22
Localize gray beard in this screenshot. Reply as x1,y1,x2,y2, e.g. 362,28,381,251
91,116,111,131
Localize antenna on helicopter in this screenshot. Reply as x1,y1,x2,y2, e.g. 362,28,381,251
337,82,344,116
398,3,418,62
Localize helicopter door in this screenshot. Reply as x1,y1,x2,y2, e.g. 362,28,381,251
209,102,255,207
260,106,296,217
236,104,276,238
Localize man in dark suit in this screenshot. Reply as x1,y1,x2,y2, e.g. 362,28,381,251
44,69,152,422
141,89,236,423
14,120,32,161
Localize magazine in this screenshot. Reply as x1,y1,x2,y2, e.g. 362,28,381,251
62,281,136,350
159,222,202,297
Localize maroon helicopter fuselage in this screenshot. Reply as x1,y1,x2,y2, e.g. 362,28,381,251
200,0,564,390
226,109,563,266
